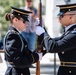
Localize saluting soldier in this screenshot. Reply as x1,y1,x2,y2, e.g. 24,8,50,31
36,3,76,75
4,6,42,75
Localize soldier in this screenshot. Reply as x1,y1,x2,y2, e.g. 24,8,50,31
36,3,76,75
4,6,42,75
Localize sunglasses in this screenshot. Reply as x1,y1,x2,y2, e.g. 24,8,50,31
59,14,76,18
20,18,27,24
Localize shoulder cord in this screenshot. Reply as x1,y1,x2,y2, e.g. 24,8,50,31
3,30,24,57
3,30,11,57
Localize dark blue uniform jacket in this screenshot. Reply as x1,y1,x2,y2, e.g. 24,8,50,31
4,26,39,68
39,25,76,75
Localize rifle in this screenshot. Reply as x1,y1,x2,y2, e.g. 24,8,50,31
38,0,42,26
36,0,42,75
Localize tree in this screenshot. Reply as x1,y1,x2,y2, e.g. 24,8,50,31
0,0,24,39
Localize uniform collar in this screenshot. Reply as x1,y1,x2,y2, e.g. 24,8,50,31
65,24,76,32
8,26,21,33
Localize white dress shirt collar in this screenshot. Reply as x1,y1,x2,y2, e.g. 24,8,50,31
65,23,76,32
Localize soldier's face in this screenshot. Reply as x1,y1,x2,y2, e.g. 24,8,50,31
13,18,28,31
58,13,73,27
25,1,33,8
19,18,28,31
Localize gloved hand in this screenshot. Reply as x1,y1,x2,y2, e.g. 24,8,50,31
36,47,47,56
37,52,43,61
35,26,45,36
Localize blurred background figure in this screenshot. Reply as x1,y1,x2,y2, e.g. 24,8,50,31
21,0,38,52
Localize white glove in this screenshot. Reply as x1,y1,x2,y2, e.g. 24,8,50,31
35,26,45,36
37,52,43,61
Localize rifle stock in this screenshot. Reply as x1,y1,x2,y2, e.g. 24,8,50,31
36,60,40,75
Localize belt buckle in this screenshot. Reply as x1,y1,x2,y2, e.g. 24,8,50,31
63,62,65,66
61,62,76,67
61,62,65,66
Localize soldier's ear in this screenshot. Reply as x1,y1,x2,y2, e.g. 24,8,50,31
70,16,71,19
13,17,18,22
69,16,72,19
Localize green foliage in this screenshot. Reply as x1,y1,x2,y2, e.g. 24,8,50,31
0,0,24,39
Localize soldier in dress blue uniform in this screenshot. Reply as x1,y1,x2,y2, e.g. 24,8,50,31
4,6,42,75
36,3,76,75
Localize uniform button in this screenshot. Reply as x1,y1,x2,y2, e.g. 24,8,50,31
62,51,64,54
43,47,46,50
25,45,27,47
69,71,71,73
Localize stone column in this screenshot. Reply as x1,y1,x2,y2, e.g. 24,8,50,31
45,0,54,37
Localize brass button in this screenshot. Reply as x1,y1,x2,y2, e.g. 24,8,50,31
69,71,71,73
25,45,27,47
62,51,64,54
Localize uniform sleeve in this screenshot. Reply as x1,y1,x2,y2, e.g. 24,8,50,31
23,47,39,63
41,31,76,53
5,32,39,67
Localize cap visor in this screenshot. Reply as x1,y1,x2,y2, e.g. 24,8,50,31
22,16,29,22
57,12,65,16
